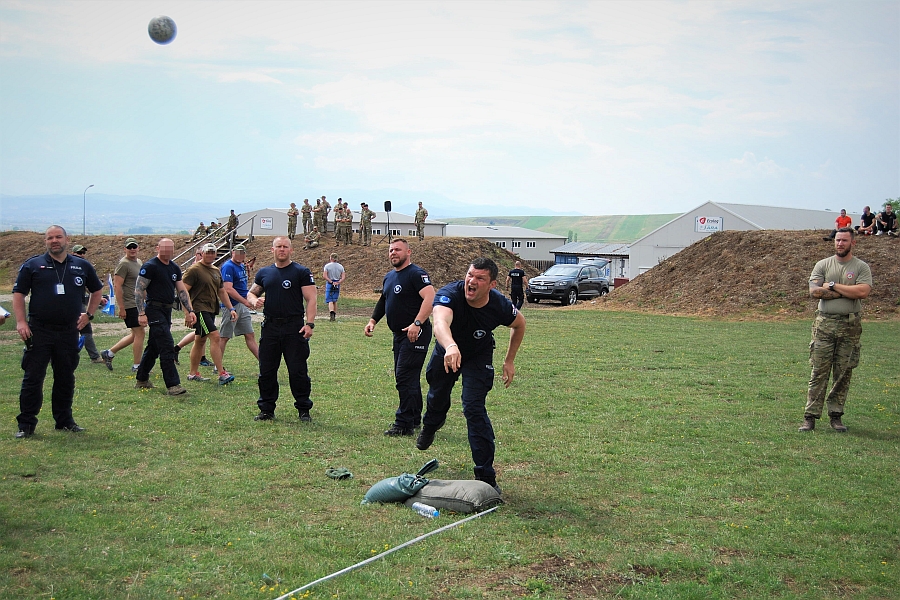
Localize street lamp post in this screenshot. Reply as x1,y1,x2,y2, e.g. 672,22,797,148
83,184,94,235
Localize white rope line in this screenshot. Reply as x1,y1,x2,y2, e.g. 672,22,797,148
272,506,500,600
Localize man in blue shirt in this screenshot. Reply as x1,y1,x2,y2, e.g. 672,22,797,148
416,257,527,494
247,237,318,422
12,225,103,438
365,238,435,436
218,244,259,371
134,238,196,396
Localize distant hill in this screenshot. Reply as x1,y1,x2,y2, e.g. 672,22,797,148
443,214,679,243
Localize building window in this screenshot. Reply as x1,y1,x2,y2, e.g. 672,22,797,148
494,241,506,248
372,229,382,235
408,229,417,236
526,241,536,248
512,241,521,249
391,229,401,236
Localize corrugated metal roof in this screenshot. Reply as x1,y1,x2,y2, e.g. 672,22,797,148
550,242,631,256
446,225,566,239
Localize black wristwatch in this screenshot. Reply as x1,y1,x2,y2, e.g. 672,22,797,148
414,319,422,327
828,281,836,292
87,312,94,321
306,322,315,329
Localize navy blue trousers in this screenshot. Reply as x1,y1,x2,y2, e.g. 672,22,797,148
18,321,80,431
257,318,312,414
136,305,181,388
422,347,497,482
392,320,431,429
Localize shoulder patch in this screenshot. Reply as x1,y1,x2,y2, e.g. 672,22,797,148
437,295,451,304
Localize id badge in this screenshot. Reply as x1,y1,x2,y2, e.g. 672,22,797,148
56,284,66,295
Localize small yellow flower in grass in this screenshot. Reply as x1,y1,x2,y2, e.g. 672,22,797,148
259,585,266,592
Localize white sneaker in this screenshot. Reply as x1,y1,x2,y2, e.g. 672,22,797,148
876,230,883,235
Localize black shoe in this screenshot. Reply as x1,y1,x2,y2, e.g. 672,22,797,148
199,356,212,367
100,350,114,371
416,430,435,450
299,411,312,423
476,477,502,496
384,424,415,437
15,429,34,439
55,423,85,433
254,412,275,421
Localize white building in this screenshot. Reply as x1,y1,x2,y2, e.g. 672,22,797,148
445,225,567,262
551,202,863,279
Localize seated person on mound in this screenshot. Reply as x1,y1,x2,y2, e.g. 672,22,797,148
856,206,876,235
824,209,852,240
304,226,320,249
875,204,898,236
191,222,206,241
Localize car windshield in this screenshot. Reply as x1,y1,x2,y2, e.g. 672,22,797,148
543,265,581,277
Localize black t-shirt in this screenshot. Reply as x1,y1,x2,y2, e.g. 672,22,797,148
14,253,102,325
860,212,875,227
508,268,526,290
878,210,897,229
433,280,518,357
254,262,316,319
380,264,432,332
139,257,182,304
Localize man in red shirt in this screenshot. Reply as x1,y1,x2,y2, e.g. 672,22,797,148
824,209,852,240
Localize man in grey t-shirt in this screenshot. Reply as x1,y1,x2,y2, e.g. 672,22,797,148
800,227,873,433
101,238,146,372
323,254,346,322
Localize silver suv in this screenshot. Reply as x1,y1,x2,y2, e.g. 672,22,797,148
526,261,610,305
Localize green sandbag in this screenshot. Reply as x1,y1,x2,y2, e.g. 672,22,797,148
362,459,439,504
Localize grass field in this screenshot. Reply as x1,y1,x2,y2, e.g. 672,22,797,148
0,306,898,599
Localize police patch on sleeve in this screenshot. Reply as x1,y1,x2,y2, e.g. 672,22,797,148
422,274,431,284
438,295,451,304
140,268,146,276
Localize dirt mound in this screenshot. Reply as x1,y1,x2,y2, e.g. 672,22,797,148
600,230,899,319
0,232,539,297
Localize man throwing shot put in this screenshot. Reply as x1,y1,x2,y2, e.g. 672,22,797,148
416,257,526,494
364,239,435,436
247,237,318,422
800,227,872,433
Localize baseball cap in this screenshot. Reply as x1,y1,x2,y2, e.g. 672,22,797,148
232,244,246,252
125,237,138,248
73,244,86,254
201,243,217,253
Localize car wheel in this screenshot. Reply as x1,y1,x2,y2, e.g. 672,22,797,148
527,296,538,303
600,287,608,296
564,288,577,306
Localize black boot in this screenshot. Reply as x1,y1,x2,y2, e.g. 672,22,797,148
798,413,817,432
829,412,847,433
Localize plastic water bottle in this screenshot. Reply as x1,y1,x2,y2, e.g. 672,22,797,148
411,502,439,518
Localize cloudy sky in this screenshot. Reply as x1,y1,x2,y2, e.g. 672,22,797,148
1,1,897,215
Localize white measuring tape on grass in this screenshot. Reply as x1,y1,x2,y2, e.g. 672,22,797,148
272,506,499,600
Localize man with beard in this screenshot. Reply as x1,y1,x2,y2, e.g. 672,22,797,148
364,239,435,436
415,257,526,494
800,228,873,433
12,225,102,438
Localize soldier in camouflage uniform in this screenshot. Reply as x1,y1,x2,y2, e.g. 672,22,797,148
301,199,313,234
338,202,352,245
359,202,375,246
192,222,206,241
414,202,428,241
304,226,321,250
312,199,324,234
333,200,342,241
800,227,873,433
321,196,331,235
286,203,300,240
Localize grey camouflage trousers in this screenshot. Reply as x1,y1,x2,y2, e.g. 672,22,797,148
805,312,861,417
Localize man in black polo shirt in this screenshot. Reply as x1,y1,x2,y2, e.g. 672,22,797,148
416,257,527,494
134,238,196,396
505,260,528,310
364,238,435,436
12,225,102,438
247,236,318,422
